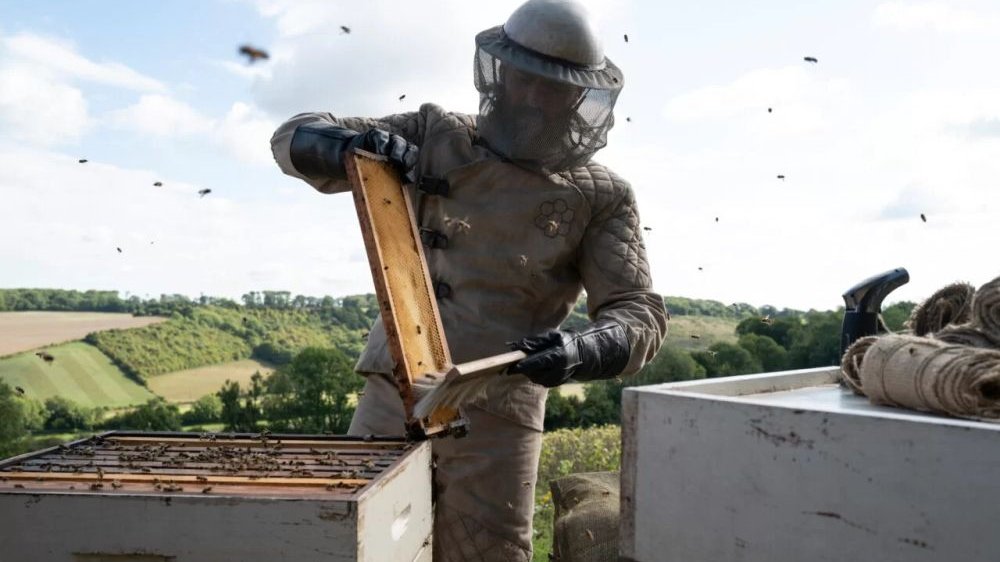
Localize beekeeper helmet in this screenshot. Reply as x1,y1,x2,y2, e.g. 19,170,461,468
474,0,623,173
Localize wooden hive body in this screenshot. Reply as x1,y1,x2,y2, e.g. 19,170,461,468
0,432,432,562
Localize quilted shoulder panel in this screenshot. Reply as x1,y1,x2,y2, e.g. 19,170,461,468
563,162,651,289
420,103,477,141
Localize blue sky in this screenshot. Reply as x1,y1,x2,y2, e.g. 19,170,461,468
2,0,1000,310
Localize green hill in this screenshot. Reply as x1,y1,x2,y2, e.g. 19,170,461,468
0,341,155,408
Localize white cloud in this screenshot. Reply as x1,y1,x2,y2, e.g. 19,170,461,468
872,1,1000,33
0,62,90,145
0,145,371,299
107,94,213,137
662,66,854,137
0,31,167,147
211,58,273,80
106,95,276,165
215,102,278,166
2,32,165,92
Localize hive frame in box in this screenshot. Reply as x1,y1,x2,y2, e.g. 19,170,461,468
0,431,433,562
345,150,462,438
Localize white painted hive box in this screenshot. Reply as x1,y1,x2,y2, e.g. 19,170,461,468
621,367,1000,562
0,431,432,562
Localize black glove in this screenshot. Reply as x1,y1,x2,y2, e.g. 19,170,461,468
289,123,419,183
508,319,631,387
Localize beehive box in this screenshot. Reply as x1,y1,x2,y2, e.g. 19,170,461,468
0,431,432,562
621,367,1000,562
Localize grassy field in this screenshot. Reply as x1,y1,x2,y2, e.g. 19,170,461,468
147,359,275,403
0,311,166,356
0,341,156,408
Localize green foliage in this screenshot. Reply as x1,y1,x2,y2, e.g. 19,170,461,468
43,397,95,432
787,310,843,368
737,333,789,372
262,347,362,434
88,321,251,380
87,305,367,380
545,345,706,428
882,301,917,332
735,316,803,349
102,399,182,431
537,425,621,489
692,341,762,377
181,394,223,425
217,374,265,432
544,390,582,430
0,381,45,457
664,296,759,318
0,289,128,312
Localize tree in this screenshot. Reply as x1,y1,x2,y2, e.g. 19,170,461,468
693,342,762,377
103,399,182,431
736,316,802,349
43,397,93,431
0,382,44,457
738,333,788,373
263,347,361,433
544,390,581,430
882,301,916,332
544,345,707,427
787,310,843,369
181,394,223,425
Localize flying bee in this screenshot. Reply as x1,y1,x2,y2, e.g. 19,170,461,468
79,158,88,163
201,486,213,494
198,188,212,198
399,94,406,101
804,56,818,63
340,26,351,34
238,45,270,64
153,181,162,187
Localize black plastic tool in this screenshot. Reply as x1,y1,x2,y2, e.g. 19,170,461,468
841,267,910,355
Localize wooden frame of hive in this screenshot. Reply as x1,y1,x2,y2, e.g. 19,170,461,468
345,150,465,438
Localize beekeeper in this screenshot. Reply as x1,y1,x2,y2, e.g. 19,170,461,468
270,0,667,559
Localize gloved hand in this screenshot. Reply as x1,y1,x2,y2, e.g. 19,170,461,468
290,123,419,183
507,319,631,387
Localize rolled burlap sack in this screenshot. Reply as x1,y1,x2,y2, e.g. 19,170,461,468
971,275,1000,336
840,336,878,396
858,334,1000,420
906,281,975,336
934,325,1000,349
933,275,1000,349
